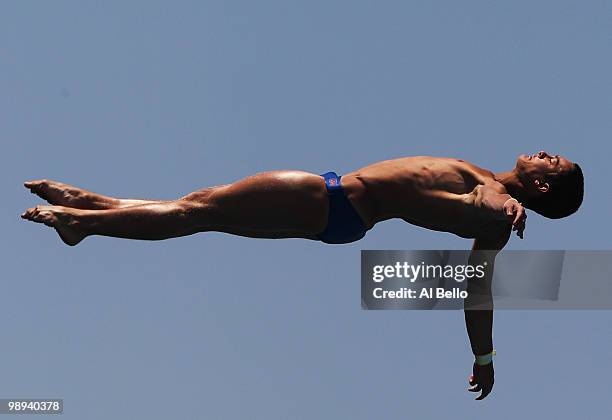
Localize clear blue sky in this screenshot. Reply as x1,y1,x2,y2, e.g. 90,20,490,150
1,1,611,418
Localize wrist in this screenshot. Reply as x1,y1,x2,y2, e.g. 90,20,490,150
475,349,496,366
503,197,519,207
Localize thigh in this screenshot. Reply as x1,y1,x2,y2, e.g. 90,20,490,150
212,226,320,240
204,170,329,234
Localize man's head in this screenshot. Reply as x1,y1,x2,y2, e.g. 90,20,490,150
515,151,584,219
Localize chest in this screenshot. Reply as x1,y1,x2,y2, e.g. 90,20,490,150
410,161,491,194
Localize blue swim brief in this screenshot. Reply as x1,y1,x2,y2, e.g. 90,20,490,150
316,171,368,244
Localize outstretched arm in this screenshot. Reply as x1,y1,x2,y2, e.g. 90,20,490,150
464,227,511,400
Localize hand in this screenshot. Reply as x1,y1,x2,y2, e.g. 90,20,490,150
468,361,494,400
503,198,526,239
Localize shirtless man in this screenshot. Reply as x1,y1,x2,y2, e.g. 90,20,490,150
21,151,584,399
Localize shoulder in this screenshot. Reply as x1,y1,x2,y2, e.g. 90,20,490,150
470,178,507,195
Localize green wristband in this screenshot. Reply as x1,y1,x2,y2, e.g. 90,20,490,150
475,350,496,366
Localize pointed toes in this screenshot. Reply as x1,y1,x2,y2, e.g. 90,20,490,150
21,207,36,220
21,206,48,223
24,179,51,192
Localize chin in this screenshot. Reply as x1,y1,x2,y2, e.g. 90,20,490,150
516,154,528,168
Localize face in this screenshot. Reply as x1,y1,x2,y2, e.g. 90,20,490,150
516,151,574,191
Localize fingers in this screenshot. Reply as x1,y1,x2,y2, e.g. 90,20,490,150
518,212,526,239
512,206,522,225
510,204,526,239
468,373,493,400
475,384,493,400
467,375,481,392
513,218,525,238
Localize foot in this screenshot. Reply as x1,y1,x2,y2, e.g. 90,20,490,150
24,179,115,209
21,205,87,246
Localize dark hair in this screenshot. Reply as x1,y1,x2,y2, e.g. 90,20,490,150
525,163,584,219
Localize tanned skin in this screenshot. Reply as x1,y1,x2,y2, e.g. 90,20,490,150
21,150,575,399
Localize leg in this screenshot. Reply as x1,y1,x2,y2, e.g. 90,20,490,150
24,179,169,209
21,171,330,245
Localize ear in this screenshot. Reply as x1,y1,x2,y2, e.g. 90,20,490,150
534,179,550,193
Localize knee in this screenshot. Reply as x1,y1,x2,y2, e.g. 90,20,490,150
180,187,218,204
175,197,206,213
170,198,216,232
176,196,217,221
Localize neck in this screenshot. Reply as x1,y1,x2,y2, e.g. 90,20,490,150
494,169,530,202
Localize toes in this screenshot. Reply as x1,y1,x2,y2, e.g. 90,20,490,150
20,208,32,219
34,208,55,226
21,206,54,224
24,179,49,193
31,206,43,221
21,207,39,221
24,179,44,188
35,205,56,214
